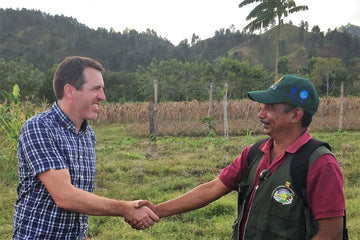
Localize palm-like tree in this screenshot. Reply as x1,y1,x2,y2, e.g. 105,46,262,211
239,0,308,81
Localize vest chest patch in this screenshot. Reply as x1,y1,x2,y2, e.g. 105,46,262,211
272,185,295,205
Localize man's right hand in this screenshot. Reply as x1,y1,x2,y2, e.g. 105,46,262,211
124,200,159,230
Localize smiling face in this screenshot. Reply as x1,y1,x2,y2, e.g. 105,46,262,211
70,67,106,123
257,103,294,138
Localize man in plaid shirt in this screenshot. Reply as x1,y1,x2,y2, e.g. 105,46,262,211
13,56,159,239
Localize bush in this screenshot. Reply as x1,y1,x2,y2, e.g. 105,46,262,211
0,85,35,183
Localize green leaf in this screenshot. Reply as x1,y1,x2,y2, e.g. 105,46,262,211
0,90,12,102
12,84,20,99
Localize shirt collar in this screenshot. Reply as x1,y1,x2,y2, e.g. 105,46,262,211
285,129,312,154
260,129,312,154
52,102,88,133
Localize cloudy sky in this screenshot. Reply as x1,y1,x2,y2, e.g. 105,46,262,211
1,0,360,45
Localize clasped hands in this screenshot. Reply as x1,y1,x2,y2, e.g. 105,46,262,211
124,200,158,230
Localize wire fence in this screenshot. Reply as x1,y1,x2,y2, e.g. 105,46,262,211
96,97,360,137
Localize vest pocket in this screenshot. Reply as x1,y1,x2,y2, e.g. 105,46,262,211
255,214,305,240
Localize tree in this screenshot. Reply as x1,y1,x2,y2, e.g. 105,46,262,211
346,58,360,96
298,21,305,43
213,57,271,99
278,56,290,74
38,64,57,103
191,33,200,46
0,58,45,102
176,39,191,61
135,57,271,102
103,71,137,102
309,57,347,96
238,0,308,81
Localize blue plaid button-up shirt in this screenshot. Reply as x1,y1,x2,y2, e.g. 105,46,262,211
13,103,96,240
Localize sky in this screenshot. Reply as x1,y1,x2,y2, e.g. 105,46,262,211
1,0,360,45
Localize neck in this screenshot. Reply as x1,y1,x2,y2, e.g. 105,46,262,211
270,127,307,162
57,100,83,133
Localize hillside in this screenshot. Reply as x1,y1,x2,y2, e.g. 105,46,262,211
1,8,360,74
338,23,360,38
229,24,360,72
0,8,175,72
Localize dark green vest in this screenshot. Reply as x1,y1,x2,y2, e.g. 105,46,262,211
231,145,332,240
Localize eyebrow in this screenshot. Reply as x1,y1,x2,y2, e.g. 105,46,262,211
91,84,104,90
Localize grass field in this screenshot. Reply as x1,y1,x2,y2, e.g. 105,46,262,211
1,123,359,239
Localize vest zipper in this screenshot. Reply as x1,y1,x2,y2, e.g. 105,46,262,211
236,198,247,240
242,184,259,240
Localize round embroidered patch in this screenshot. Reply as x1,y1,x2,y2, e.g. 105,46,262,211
300,90,308,100
272,186,295,205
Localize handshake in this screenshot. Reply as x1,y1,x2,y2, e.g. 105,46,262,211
123,200,160,230
121,179,223,230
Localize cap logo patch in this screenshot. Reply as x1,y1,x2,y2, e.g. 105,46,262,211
300,90,308,100
287,85,305,104
291,86,298,95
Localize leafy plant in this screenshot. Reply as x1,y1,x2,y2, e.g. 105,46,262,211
1,84,20,105
198,116,216,137
0,85,35,183
0,84,22,147
246,130,253,145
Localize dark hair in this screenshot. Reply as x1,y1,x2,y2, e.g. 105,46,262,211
283,103,313,128
53,56,104,99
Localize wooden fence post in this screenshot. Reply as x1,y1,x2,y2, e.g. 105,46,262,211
208,83,213,117
149,79,158,142
223,83,229,140
339,82,344,131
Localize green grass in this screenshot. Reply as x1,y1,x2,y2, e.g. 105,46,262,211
1,125,359,239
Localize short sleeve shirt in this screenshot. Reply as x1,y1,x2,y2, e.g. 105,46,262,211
13,103,96,240
219,130,345,223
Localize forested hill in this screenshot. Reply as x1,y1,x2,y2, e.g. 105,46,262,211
229,23,360,72
1,8,360,103
0,8,178,72
0,8,247,72
1,8,360,73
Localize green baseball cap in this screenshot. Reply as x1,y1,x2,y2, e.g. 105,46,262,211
247,75,319,116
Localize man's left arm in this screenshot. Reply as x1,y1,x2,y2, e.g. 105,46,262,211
308,154,345,240
312,217,343,240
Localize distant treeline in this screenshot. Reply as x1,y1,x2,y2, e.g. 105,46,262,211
0,8,360,102
0,8,247,72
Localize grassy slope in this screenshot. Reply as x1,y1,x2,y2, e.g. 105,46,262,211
229,24,313,71
0,124,359,239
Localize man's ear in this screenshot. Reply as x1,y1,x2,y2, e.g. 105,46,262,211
291,108,304,123
63,84,74,99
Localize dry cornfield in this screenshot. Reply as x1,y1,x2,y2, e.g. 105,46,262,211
97,97,360,137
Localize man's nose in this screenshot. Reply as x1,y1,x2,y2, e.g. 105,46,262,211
257,107,265,119
98,88,106,101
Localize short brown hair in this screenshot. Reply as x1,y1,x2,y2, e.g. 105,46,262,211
53,56,104,99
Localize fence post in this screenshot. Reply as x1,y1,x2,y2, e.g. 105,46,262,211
339,82,344,131
208,83,213,117
149,79,158,142
223,83,229,140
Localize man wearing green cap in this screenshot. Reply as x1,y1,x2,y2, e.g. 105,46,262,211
132,75,345,240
